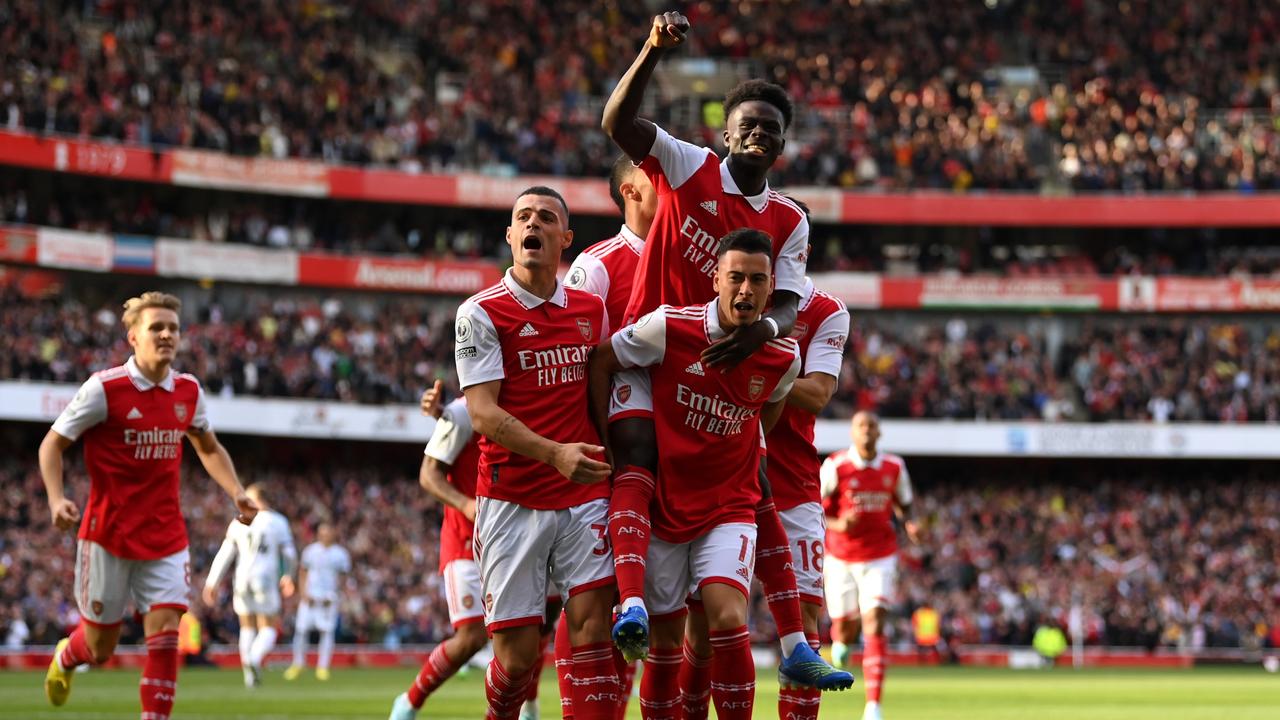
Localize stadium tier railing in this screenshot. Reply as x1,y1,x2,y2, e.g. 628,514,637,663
6,224,1280,311
3,380,1278,458
1,130,1278,226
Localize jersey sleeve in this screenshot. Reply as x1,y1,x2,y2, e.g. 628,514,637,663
204,523,240,589
768,352,803,402
50,375,107,441
804,304,850,378
278,518,298,577
819,456,840,500
564,251,611,301
189,382,211,432
773,214,809,297
454,300,503,388
643,125,714,191
301,544,317,571
424,399,475,465
895,458,914,506
610,308,668,369
338,548,352,573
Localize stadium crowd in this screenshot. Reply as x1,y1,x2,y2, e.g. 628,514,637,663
2,0,1277,191
3,451,1276,653
4,283,1278,423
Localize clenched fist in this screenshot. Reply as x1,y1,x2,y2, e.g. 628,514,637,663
649,11,689,49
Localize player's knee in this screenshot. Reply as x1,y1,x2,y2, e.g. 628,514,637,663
454,622,489,657
862,609,886,637
650,614,686,650
702,596,748,631
609,419,657,472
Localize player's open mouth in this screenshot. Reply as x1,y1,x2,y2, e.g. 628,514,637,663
522,235,543,250
733,301,755,312
744,144,768,155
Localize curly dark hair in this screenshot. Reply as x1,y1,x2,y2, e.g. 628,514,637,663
723,79,794,130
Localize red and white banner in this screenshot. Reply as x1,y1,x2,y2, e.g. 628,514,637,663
36,228,113,271
298,254,501,294
883,276,1114,310
155,239,299,284
1120,276,1280,312
170,150,329,196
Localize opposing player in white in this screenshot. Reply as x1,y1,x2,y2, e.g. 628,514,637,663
284,522,350,681
203,483,297,688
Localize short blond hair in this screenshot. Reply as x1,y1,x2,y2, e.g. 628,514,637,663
121,291,182,329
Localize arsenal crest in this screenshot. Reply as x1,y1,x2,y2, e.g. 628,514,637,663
174,403,188,422
92,600,104,616
748,375,765,400
462,595,475,609
616,384,632,404
791,321,808,339
577,317,593,340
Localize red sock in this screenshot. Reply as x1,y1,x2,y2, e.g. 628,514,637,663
485,657,533,720
677,640,712,720
58,624,96,669
554,615,575,720
639,646,682,720
614,656,636,720
708,626,754,719
608,466,655,602
140,630,179,720
524,632,550,702
408,641,465,708
777,634,822,720
863,634,887,703
755,499,805,638
569,642,622,720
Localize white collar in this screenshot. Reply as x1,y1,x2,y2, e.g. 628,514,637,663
502,269,568,309
126,356,176,392
702,299,734,341
719,159,770,213
618,224,645,254
849,451,882,470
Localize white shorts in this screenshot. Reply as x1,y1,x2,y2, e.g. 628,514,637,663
778,503,826,605
608,368,653,420
75,540,189,626
646,523,756,617
474,497,615,631
824,553,897,619
232,575,282,618
295,597,341,634
443,559,485,628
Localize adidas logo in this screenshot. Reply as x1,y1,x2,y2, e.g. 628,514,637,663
685,361,705,376
519,323,539,337
699,200,718,216
126,407,143,420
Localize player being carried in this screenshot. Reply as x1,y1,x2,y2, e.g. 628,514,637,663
588,229,799,718
600,8,852,692
453,186,621,720
40,291,258,720
285,521,351,681
389,382,559,720
822,412,921,720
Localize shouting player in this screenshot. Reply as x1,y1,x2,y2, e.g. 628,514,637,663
203,482,297,688
285,522,351,681
40,291,257,720
601,9,852,692
455,187,621,719
588,229,799,719
390,382,559,720
822,412,921,720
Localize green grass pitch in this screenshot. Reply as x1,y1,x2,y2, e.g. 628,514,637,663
2,665,1277,719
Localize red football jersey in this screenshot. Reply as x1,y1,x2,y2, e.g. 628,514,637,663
766,279,850,511
623,126,809,324
564,224,644,330
821,451,913,563
612,301,801,543
454,271,610,510
424,398,481,571
51,357,209,560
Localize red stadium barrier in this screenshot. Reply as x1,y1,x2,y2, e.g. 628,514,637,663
3,130,1277,226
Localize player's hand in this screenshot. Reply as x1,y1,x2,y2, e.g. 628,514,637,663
234,493,259,525
201,586,217,607
553,443,612,484
49,497,80,531
648,11,689,49
904,519,922,545
280,575,296,599
701,319,773,369
462,498,477,523
421,380,445,419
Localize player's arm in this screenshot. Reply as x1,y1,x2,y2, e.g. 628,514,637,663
601,11,689,161
702,290,800,369
893,461,921,544
187,427,257,524
278,525,298,598
788,303,849,413
39,375,108,530
464,380,611,484
762,353,802,433
786,371,837,415
202,528,238,605
420,456,477,521
586,338,626,460
297,556,310,601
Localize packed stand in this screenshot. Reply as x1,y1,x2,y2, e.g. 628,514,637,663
2,1,1277,191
